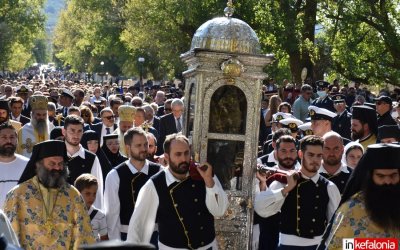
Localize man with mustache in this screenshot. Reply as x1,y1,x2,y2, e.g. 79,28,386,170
255,135,300,250
0,99,22,131
320,131,352,194
127,133,228,249
4,140,95,249
105,127,162,240
0,122,28,208
17,95,54,157
255,135,340,250
324,144,400,249
350,105,377,149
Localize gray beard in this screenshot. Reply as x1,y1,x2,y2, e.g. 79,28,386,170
32,118,49,136
36,162,69,188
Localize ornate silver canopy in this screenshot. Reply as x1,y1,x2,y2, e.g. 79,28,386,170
190,8,261,55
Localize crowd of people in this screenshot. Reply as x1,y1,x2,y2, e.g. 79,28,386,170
0,73,398,250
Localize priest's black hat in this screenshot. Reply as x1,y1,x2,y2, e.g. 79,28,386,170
18,140,68,184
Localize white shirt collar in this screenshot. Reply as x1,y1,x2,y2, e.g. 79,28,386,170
126,159,150,175
301,172,320,184
68,144,86,159
165,167,189,187
319,163,349,175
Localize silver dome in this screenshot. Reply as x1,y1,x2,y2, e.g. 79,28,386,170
190,16,261,55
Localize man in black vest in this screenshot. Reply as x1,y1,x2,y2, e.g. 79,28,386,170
255,135,340,250
320,131,352,194
127,133,228,249
255,135,300,250
104,128,162,241
62,115,104,209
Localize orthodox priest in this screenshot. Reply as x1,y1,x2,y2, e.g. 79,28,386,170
4,140,95,249
323,144,400,249
17,95,54,157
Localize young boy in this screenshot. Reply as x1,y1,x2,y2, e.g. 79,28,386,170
75,174,108,241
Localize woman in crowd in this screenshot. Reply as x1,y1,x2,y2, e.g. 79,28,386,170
342,141,364,169
81,130,112,184
264,95,282,136
101,134,127,167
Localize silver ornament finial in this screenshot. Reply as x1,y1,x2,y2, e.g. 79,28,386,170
224,0,234,17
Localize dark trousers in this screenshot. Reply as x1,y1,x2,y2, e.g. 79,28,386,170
258,214,280,250
277,244,318,250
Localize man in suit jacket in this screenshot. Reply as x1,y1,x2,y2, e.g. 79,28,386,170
9,97,30,125
157,98,184,155
332,95,352,140
16,85,31,118
56,89,74,118
90,107,118,146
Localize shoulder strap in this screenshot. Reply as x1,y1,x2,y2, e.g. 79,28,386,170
90,208,99,220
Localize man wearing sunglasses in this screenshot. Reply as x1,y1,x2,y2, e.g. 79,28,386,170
374,95,397,127
90,107,118,146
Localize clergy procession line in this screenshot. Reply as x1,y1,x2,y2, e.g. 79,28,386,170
0,76,399,249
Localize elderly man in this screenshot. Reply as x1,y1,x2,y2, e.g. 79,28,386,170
115,105,135,157
17,95,54,157
157,98,184,154
5,140,95,249
90,107,118,146
324,144,400,249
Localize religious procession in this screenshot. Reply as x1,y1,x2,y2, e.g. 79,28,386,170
0,0,399,249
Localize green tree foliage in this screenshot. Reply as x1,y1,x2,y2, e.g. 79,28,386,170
0,0,46,71
320,0,400,85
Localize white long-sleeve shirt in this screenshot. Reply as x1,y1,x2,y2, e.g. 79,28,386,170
254,173,340,247
104,160,154,240
68,145,104,210
127,167,229,250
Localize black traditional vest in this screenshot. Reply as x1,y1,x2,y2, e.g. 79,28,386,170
320,167,352,194
280,175,330,238
116,162,161,226
67,150,96,185
152,171,215,249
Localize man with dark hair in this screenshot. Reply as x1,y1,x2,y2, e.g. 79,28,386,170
320,131,352,194
9,97,30,125
324,144,400,249
110,97,123,124
258,128,294,167
0,122,29,207
105,127,162,240
255,135,300,250
255,135,340,249
293,84,313,122
5,140,95,249
351,105,377,149
127,133,228,249
73,88,85,107
62,114,104,209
